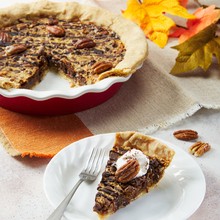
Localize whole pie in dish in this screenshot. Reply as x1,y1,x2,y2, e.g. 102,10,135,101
93,131,175,219
0,1,148,90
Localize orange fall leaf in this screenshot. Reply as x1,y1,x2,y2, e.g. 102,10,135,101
179,0,188,7
171,5,220,43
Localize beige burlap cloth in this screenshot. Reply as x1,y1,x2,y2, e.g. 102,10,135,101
77,0,220,134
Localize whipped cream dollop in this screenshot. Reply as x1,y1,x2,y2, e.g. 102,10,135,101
116,149,150,178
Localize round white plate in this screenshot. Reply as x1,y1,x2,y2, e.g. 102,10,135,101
43,133,206,220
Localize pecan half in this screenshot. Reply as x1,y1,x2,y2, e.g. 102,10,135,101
46,25,65,37
115,159,140,183
173,129,198,141
75,38,96,49
92,61,113,74
189,141,211,157
5,44,27,56
0,32,11,44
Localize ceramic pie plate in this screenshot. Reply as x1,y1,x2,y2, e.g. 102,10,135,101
43,133,206,220
0,0,144,115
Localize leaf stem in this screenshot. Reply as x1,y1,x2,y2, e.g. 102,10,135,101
176,24,188,29
194,0,202,7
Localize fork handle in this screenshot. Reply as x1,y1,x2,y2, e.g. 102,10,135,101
47,179,84,220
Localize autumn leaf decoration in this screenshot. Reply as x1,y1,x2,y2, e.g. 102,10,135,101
175,5,220,44
170,24,220,74
122,0,194,48
122,0,220,75
170,5,220,75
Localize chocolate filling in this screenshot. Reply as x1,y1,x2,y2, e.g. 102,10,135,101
93,147,165,216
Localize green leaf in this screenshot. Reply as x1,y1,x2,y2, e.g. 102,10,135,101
170,24,220,75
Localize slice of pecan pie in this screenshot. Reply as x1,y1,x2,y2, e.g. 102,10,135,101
93,131,175,219
0,1,147,89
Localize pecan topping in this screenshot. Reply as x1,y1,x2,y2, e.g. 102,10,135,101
173,129,198,141
48,18,59,25
115,159,140,183
5,44,27,56
16,23,28,30
189,141,211,157
46,25,65,37
100,30,109,35
75,38,96,49
0,32,11,44
92,61,113,74
36,45,45,56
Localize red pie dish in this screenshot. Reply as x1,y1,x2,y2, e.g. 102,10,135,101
0,73,131,115
0,1,147,115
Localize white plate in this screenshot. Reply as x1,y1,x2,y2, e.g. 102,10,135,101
43,133,206,220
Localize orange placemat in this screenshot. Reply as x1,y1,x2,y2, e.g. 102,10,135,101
0,107,93,158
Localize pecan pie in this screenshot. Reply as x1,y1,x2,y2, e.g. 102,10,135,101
0,1,148,90
93,131,175,219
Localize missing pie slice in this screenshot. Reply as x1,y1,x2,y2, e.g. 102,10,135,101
0,1,147,90
93,131,175,219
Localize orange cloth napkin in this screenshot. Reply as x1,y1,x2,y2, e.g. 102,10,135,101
0,107,93,158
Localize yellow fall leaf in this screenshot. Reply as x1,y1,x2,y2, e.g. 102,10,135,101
122,0,195,48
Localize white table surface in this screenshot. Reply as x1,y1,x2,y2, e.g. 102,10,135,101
0,108,220,220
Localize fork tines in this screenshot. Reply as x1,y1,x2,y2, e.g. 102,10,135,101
84,146,105,176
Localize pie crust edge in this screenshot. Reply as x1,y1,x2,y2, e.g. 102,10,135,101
116,131,175,166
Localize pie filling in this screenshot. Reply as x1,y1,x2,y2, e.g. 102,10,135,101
93,147,165,216
0,17,126,89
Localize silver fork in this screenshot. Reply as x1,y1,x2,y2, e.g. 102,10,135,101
47,146,105,220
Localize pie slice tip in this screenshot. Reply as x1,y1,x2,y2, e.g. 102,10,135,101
93,131,175,219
